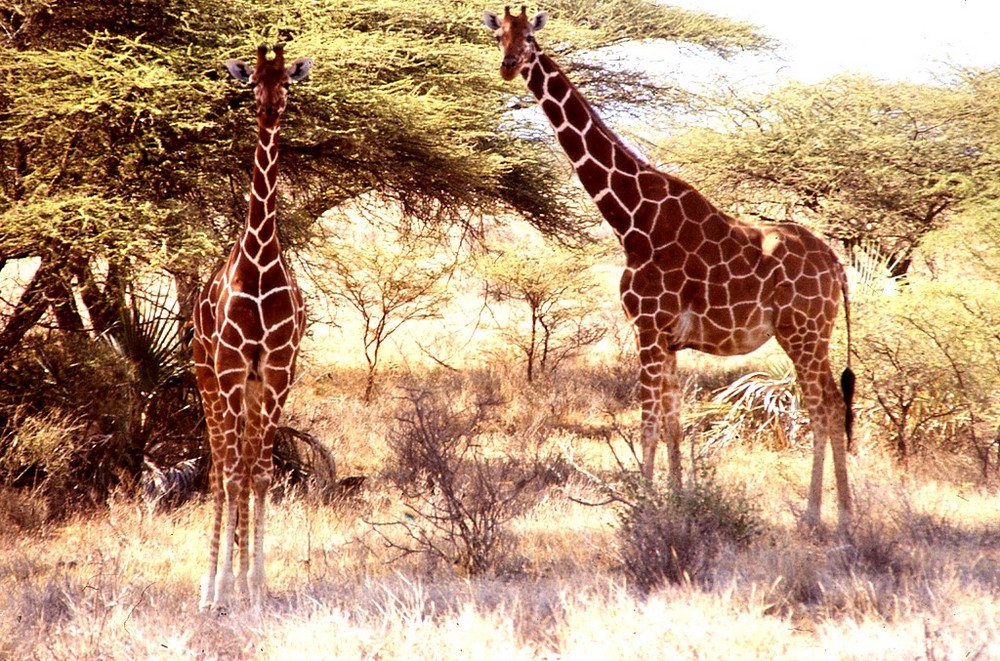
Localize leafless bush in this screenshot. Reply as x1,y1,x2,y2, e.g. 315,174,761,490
371,389,547,576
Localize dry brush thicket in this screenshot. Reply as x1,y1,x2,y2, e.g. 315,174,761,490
2,348,999,657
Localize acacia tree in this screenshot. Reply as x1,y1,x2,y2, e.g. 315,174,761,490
662,75,989,275
0,0,771,354
0,0,772,490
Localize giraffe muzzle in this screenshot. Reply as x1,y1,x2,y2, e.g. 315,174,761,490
500,57,520,80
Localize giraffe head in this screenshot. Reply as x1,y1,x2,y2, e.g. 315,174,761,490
225,44,313,122
483,5,548,81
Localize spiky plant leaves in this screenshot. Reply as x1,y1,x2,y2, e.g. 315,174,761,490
702,366,806,450
105,282,191,399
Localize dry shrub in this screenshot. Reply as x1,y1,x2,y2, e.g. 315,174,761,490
616,468,764,594
372,388,551,576
0,486,50,532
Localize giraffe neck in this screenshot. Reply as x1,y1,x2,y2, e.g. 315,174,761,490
523,51,651,237
241,120,282,261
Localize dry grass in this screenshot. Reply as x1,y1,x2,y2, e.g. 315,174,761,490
2,358,999,659
1,475,998,659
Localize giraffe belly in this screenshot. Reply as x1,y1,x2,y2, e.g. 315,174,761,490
620,266,775,356
665,308,775,356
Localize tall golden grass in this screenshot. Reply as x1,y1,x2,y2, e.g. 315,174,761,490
2,354,998,659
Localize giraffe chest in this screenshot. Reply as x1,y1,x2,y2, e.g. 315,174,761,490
198,257,305,346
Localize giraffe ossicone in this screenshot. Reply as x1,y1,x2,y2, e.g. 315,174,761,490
191,44,310,612
485,6,855,532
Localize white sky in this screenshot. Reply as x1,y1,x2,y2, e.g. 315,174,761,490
666,0,999,84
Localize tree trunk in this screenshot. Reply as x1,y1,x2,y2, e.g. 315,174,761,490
0,257,59,361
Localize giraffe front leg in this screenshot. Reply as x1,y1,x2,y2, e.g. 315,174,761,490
636,329,682,488
637,334,663,482
660,350,683,491
200,456,223,612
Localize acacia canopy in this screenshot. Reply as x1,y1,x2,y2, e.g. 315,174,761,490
0,0,769,349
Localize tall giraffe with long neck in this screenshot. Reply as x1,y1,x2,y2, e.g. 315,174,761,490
192,44,311,611
484,6,855,531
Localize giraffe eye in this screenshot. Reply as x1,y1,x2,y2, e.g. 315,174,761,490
525,35,535,43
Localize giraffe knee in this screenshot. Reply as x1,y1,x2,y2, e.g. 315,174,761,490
251,470,271,497
223,475,244,502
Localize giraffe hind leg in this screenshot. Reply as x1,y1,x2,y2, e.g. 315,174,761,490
787,358,852,533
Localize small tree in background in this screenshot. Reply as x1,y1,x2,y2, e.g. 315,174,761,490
309,211,456,401
848,204,1000,473
479,238,611,382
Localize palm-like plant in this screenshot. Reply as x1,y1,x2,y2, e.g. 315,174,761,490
698,363,806,451
102,278,199,472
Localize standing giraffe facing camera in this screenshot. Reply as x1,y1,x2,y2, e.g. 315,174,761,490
192,44,311,611
484,6,855,532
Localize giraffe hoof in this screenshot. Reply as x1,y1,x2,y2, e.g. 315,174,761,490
798,514,826,537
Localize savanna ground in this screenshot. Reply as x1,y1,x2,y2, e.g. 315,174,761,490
2,324,999,658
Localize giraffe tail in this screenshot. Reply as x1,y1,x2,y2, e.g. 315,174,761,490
840,270,856,451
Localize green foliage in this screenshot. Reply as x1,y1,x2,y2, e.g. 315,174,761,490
539,0,774,54
855,278,1000,468
664,74,991,273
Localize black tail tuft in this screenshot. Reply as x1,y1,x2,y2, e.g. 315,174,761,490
841,367,856,452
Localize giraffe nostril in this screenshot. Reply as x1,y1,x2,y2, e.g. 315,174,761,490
502,56,517,69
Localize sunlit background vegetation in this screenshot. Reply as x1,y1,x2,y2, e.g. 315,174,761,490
1,0,998,657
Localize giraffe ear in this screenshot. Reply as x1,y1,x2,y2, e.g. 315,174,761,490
225,59,253,85
531,12,548,31
483,10,502,31
287,57,313,83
